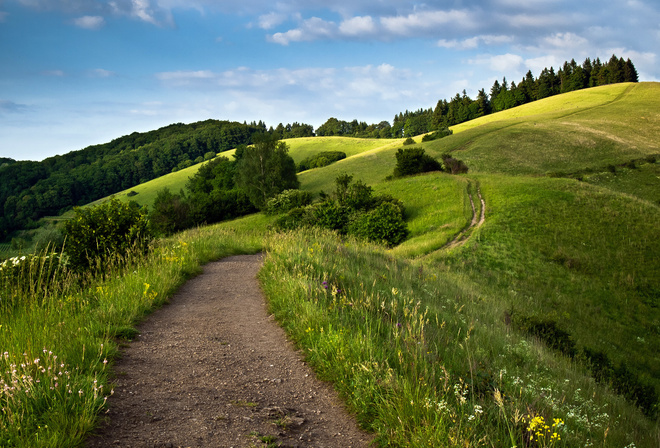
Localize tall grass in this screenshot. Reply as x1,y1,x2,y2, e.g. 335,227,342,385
260,228,658,447
0,220,266,447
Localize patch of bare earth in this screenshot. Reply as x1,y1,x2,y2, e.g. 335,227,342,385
86,254,373,448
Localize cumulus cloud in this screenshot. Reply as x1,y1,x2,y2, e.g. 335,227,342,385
380,9,476,36
471,53,525,74
73,15,105,29
269,17,337,45
339,16,376,37
257,12,287,30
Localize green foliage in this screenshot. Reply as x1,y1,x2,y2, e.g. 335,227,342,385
392,147,443,178
402,137,415,145
441,154,469,174
296,151,346,172
274,174,409,247
235,135,300,209
64,198,151,273
264,189,313,215
149,188,192,236
421,127,453,142
348,202,409,247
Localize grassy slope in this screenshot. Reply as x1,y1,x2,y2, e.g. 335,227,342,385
14,82,658,446
423,83,660,176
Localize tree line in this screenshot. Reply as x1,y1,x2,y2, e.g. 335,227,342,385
0,120,312,239
315,54,638,139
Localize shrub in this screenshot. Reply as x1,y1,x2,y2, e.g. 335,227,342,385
64,198,152,273
265,189,313,215
421,127,453,142
348,202,409,247
297,151,346,172
310,200,351,233
402,137,415,145
392,147,443,178
441,154,469,174
149,188,192,236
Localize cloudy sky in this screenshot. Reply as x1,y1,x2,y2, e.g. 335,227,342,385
1,0,658,161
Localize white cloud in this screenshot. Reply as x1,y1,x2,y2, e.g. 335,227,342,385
268,17,337,45
73,15,105,29
438,34,514,50
257,12,287,30
381,9,476,36
542,32,588,50
478,53,524,73
339,16,376,36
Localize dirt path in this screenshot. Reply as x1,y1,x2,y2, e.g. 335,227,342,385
443,183,486,250
86,254,373,448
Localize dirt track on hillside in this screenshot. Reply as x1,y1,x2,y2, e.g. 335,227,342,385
443,184,486,250
86,254,372,448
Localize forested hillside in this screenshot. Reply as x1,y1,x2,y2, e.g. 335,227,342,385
0,120,268,238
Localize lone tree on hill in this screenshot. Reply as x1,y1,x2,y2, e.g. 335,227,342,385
235,134,299,209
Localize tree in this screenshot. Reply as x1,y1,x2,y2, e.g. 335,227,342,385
235,134,299,209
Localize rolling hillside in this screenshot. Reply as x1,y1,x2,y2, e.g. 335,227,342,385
4,82,659,447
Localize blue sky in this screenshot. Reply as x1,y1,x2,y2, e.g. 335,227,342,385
1,0,658,161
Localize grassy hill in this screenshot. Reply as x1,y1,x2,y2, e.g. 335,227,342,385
6,82,659,446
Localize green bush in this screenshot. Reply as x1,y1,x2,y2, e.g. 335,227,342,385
441,153,469,174
421,127,453,142
402,137,415,145
348,202,409,247
149,188,192,236
297,151,347,172
265,189,313,215
64,198,152,273
310,200,351,233
392,147,443,178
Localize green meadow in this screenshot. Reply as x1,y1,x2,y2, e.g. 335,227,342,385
2,83,659,447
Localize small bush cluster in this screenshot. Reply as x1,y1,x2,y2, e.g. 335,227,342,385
64,198,152,273
392,147,443,178
421,127,453,142
264,189,313,215
441,153,469,174
296,151,346,172
390,147,468,179
273,174,408,247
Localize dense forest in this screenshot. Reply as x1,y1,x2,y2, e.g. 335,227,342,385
0,120,271,238
0,55,637,240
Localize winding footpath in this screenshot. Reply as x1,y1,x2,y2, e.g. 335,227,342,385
443,183,486,250
86,254,372,448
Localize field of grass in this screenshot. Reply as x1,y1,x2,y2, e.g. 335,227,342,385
582,160,660,204
423,83,660,176
3,83,660,447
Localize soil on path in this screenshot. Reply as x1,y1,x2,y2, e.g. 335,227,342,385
86,254,373,448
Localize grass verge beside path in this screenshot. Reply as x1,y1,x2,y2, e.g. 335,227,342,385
260,228,658,447
0,217,268,447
